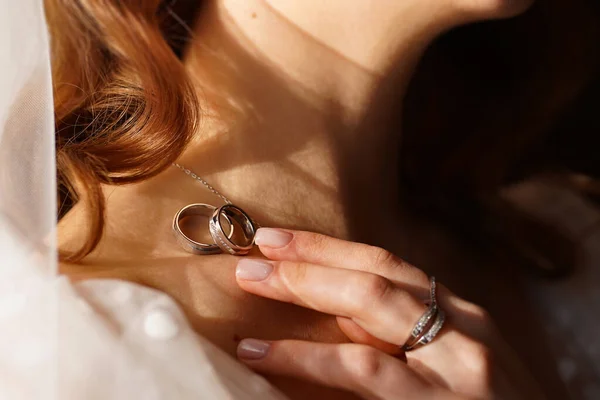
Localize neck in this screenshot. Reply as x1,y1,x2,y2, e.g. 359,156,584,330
169,0,453,243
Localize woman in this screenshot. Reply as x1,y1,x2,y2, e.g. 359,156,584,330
44,0,573,398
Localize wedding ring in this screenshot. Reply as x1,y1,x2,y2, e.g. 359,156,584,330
209,204,256,256
403,309,446,351
401,304,438,351
401,277,445,351
173,203,233,255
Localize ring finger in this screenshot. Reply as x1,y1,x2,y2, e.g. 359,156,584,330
236,258,429,346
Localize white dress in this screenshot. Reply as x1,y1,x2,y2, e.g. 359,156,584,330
0,1,287,398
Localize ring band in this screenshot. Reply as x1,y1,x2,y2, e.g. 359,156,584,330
401,304,437,351
173,203,233,255
209,204,256,255
403,309,446,351
401,277,445,352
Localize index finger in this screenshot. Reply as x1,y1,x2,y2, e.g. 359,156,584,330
255,228,429,290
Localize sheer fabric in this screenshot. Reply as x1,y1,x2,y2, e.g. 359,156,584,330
0,1,287,398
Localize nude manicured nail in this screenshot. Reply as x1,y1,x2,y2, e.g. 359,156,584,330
237,338,270,360
236,259,273,281
255,228,293,248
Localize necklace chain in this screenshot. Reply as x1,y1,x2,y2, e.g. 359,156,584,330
172,163,232,205
173,163,263,229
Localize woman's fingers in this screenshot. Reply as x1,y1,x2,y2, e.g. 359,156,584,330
241,229,518,399
236,339,461,400
252,228,476,336
255,228,429,291
336,316,402,355
236,258,427,345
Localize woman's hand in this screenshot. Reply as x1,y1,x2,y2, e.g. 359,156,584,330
234,228,545,400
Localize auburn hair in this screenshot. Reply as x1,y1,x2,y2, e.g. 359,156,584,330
47,0,200,261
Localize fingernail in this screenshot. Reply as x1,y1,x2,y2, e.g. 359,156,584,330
236,259,273,281
255,228,293,248
237,338,270,360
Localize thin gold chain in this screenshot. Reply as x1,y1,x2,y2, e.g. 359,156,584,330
172,163,232,205
173,163,262,228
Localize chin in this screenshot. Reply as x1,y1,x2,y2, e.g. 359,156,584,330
454,0,536,20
